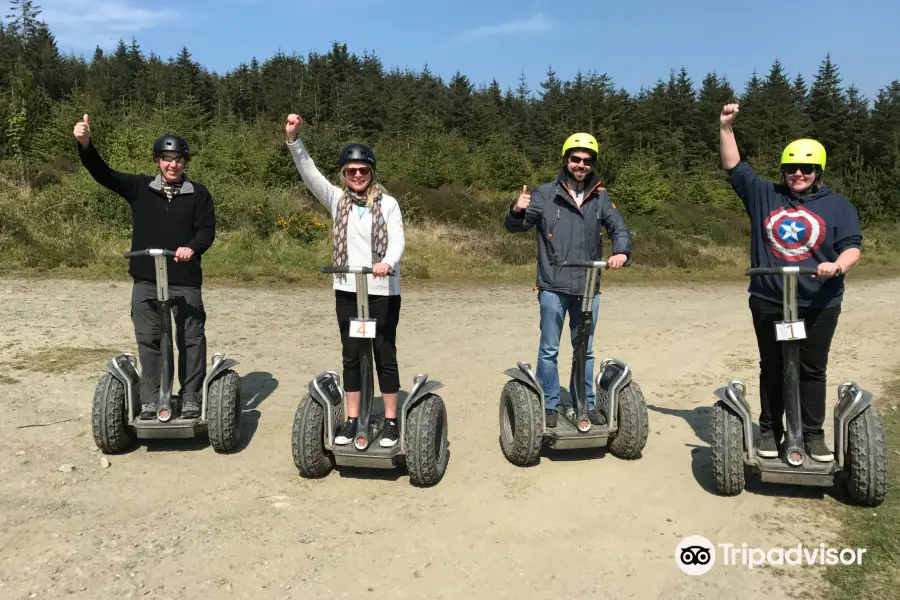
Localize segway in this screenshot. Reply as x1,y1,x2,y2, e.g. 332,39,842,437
499,259,649,466
711,266,888,506
291,265,450,487
91,249,243,454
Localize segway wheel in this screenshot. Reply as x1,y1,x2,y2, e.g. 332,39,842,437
292,393,339,478
845,406,888,507
712,401,745,496
91,373,133,454
608,381,650,459
207,369,242,453
405,394,449,487
499,379,543,467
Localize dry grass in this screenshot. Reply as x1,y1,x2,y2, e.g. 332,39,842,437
7,346,121,374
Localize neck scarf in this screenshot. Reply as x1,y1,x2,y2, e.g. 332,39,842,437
332,187,388,283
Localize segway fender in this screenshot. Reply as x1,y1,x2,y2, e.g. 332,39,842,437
596,358,633,434
834,381,874,468
309,371,343,452
201,353,240,421
399,374,443,453
714,380,754,459
107,354,139,423
504,362,546,430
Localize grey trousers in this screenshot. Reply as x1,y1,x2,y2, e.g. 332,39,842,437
131,281,207,407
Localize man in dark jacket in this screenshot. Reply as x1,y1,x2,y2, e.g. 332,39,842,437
73,114,217,420
505,132,632,428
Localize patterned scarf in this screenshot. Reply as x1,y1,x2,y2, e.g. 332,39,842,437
161,178,183,201
332,187,388,283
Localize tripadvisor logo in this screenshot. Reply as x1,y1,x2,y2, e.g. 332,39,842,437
675,535,867,575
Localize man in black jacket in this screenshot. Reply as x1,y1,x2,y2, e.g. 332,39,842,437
505,132,632,428
74,114,217,420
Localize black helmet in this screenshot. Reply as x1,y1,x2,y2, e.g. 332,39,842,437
153,134,190,161
338,143,376,170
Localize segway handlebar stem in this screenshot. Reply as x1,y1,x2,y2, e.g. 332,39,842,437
559,258,633,310
746,266,818,322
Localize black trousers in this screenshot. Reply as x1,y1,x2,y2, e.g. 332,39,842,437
749,294,841,439
131,281,207,407
335,290,401,394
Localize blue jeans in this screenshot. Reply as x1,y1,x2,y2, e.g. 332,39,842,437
536,289,600,411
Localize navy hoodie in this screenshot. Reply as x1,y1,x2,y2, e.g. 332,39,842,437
728,161,862,309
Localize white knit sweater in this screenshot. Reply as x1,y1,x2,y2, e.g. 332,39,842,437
287,137,405,296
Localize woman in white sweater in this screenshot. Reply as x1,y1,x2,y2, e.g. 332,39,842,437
284,114,406,448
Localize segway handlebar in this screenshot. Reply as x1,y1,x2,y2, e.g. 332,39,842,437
746,266,818,276
559,258,633,268
124,249,177,258
321,265,396,276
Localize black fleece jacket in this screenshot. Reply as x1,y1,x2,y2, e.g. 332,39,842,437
78,141,216,287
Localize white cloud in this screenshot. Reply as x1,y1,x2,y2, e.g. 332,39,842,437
460,13,553,40
39,0,175,50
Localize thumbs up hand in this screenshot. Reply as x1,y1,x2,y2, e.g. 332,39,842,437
73,114,91,148
514,184,531,213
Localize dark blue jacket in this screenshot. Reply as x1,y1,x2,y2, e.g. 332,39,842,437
505,168,632,296
728,161,862,308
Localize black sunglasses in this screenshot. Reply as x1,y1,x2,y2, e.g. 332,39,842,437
781,163,817,175
568,155,595,166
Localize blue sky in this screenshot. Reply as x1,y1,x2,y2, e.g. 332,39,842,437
35,0,898,101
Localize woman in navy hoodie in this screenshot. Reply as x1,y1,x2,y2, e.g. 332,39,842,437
718,102,862,463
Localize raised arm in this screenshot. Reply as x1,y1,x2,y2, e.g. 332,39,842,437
74,114,140,200
719,103,741,170
718,103,768,215
284,114,342,216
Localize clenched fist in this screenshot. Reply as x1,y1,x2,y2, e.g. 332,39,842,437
514,184,530,213
73,114,91,148
285,113,303,142
720,103,740,127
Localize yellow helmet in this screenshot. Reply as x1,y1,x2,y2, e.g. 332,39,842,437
562,132,599,157
780,138,827,170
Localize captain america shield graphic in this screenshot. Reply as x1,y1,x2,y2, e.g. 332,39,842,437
763,207,826,262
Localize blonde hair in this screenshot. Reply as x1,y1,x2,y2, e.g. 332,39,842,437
339,165,389,207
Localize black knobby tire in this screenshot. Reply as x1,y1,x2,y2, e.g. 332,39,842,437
91,372,133,454
405,394,450,487
498,379,543,467
845,406,888,507
608,381,649,459
207,369,242,453
291,393,338,478
711,401,745,496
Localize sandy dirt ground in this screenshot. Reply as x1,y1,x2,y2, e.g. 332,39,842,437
0,274,897,600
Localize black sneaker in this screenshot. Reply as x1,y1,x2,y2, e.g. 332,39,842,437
140,404,157,420
589,409,607,426
757,430,779,458
380,419,399,448
806,437,834,462
545,409,557,428
334,418,356,445
181,398,200,419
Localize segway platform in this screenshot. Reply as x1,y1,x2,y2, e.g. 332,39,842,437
545,407,610,449
752,455,838,487
131,405,209,440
